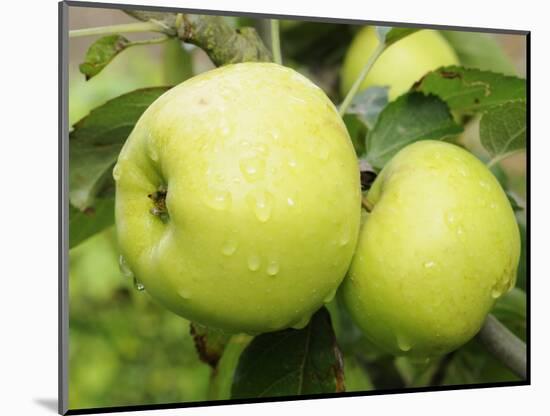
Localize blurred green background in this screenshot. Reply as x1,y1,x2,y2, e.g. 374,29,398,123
68,6,527,410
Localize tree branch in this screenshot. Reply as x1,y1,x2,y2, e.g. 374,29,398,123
477,314,527,379
123,10,272,66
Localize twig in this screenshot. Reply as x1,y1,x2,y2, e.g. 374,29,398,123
69,21,166,38
477,314,527,379
270,19,282,65
338,42,386,116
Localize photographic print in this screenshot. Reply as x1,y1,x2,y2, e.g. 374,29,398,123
60,1,528,414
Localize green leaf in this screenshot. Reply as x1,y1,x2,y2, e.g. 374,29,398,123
375,27,420,46
162,38,193,85
69,198,115,249
440,31,517,76
69,87,170,211
231,308,344,398
366,92,463,170
346,86,389,129
480,100,526,165
190,323,232,368
79,35,131,80
343,114,368,156
413,66,526,113
506,191,525,212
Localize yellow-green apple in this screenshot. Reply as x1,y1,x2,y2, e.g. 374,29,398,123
114,62,361,334
341,27,459,101
341,140,520,357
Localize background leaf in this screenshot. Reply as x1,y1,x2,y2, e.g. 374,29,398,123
440,31,517,75
69,87,170,211
413,66,526,113
79,35,131,80
346,86,389,129
231,308,344,399
376,27,420,46
69,198,115,249
479,100,526,164
366,92,463,170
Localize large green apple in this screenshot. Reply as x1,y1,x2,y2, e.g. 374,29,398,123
341,140,520,357
340,27,459,101
114,62,361,334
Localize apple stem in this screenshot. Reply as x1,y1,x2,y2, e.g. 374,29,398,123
270,20,283,65
477,314,527,379
362,197,374,212
69,21,167,38
338,41,386,116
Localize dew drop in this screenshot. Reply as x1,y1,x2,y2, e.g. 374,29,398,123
490,202,497,209
247,190,273,222
266,260,279,276
178,288,191,299
339,223,351,246
247,255,261,271
479,180,490,190
445,212,456,226
149,146,159,162
423,260,436,269
240,157,266,182
287,197,295,207
112,164,121,181
291,315,311,329
491,287,503,299
288,158,297,168
323,288,337,304
397,334,412,352
133,276,145,292
205,189,232,211
317,141,330,161
118,255,133,279
222,239,238,256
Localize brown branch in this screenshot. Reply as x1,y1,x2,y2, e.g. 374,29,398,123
123,10,272,66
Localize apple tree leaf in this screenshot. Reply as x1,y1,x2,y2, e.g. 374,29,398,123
440,31,517,76
69,87,171,211
68,198,115,249
366,92,463,170
375,26,420,46
480,100,526,165
231,308,344,398
346,86,389,130
413,66,526,113
79,35,131,80
190,322,232,368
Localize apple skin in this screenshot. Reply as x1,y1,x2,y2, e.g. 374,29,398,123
114,62,361,334
341,140,520,357
340,28,459,101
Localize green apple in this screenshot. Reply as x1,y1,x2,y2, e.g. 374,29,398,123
341,140,520,357
340,27,459,101
114,62,361,334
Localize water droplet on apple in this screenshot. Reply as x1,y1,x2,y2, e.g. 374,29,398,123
247,255,261,271
287,197,295,207
178,288,191,299
397,334,412,352
288,158,297,169
247,190,273,222
221,239,238,256
240,157,266,182
118,255,133,279
490,202,497,209
423,260,436,269
479,180,491,190
112,164,121,181
323,288,337,304
133,276,145,292
291,315,311,329
206,189,232,211
339,223,351,246
316,141,330,161
266,260,279,276
445,212,456,226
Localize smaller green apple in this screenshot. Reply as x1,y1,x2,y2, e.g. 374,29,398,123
340,27,459,101
341,140,520,358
